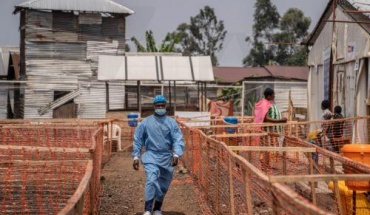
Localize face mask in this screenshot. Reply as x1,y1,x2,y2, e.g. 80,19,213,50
155,108,166,115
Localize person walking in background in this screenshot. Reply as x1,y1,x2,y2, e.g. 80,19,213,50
331,105,345,152
254,87,288,125
321,100,332,120
332,105,344,138
132,95,185,215
320,100,333,151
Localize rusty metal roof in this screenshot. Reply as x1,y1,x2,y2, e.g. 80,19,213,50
264,66,309,81
213,67,271,84
213,66,308,84
14,0,134,14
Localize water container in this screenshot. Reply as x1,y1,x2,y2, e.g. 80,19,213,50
341,144,370,191
223,117,238,133
127,113,139,127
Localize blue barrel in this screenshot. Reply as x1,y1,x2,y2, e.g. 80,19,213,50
127,113,139,127
223,117,238,133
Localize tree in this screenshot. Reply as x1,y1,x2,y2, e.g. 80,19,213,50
130,30,180,52
243,0,280,66
174,6,227,66
273,8,311,66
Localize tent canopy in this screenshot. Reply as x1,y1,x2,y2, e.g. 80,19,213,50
98,55,214,82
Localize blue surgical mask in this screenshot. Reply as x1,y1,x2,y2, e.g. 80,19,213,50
155,108,166,115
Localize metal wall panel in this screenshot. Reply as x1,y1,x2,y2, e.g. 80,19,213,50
274,82,308,111
27,76,79,91
26,41,86,61
108,82,125,110
87,41,119,70
24,89,53,118
78,82,106,118
0,89,7,119
79,13,102,25
26,60,92,77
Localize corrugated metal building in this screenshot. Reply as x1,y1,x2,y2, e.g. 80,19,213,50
0,47,21,119
304,0,370,120
304,0,370,142
13,0,133,118
213,66,309,116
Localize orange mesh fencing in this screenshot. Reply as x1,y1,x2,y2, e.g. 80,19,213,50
0,160,93,215
179,119,370,215
236,116,370,153
0,120,109,215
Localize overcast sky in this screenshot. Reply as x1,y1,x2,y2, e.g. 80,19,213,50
0,0,329,66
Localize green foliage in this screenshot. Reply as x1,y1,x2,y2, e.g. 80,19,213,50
244,4,311,66
130,30,181,53
174,6,227,66
244,0,279,67
220,84,242,106
273,8,311,66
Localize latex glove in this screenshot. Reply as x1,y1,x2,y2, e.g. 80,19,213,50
172,156,179,167
133,159,139,171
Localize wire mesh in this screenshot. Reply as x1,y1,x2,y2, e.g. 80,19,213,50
179,118,370,215
0,160,92,215
0,119,109,215
238,116,370,153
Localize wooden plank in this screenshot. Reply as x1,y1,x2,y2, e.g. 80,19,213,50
210,133,268,138
270,174,370,183
0,160,89,166
0,145,91,153
229,146,316,153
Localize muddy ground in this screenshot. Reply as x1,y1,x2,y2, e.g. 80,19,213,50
99,151,203,215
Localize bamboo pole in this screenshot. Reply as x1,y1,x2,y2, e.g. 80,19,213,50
229,146,316,152
210,133,268,138
269,174,370,183
0,145,91,153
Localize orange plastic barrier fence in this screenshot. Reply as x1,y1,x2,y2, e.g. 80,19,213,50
0,160,93,215
179,118,370,215
0,119,109,215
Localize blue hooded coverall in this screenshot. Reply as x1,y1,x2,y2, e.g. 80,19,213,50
132,115,185,202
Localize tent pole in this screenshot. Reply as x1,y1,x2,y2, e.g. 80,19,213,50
197,82,200,111
174,81,177,114
204,82,207,112
168,81,172,115
137,80,141,114
242,81,245,119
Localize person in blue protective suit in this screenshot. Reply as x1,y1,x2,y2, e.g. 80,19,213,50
132,95,185,215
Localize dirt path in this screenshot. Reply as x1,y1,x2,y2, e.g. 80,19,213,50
99,151,203,215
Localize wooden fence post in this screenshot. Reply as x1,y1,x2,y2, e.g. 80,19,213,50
228,155,235,215
242,168,253,215
330,157,343,215
216,144,220,214
307,152,317,205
